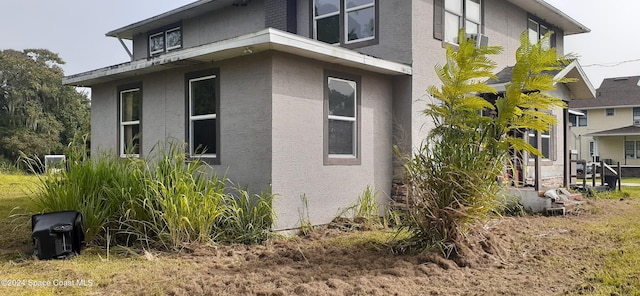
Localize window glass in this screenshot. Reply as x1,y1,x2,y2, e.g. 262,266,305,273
626,141,635,159
193,119,216,155
445,0,463,14
346,0,373,9
327,76,358,160
120,88,141,157
123,124,140,155
315,0,340,15
445,12,461,43
166,28,182,50
328,120,355,155
191,77,216,116
316,15,340,44
189,75,217,157
636,141,640,159
528,19,539,44
121,90,140,122
465,0,481,23
328,78,356,117
578,110,587,126
314,0,376,45
346,6,375,42
606,108,614,116
149,33,165,54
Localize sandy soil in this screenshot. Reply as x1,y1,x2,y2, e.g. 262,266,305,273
91,198,637,296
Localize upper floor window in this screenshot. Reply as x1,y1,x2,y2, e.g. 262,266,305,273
186,69,220,163
527,17,553,49
444,0,481,44
149,24,182,56
633,107,640,125
119,85,142,157
570,110,587,127
313,0,377,46
324,71,361,165
605,108,615,116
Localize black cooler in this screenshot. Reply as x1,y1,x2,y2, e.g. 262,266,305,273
31,210,84,260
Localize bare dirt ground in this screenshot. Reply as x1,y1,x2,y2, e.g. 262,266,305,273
92,198,636,296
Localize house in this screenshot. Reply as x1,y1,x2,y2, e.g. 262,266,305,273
568,76,640,176
63,0,592,230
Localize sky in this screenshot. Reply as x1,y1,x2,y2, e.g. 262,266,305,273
0,0,638,89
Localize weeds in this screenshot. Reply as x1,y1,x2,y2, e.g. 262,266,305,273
23,140,275,250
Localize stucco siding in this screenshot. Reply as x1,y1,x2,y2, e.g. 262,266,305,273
91,83,118,155
269,53,394,230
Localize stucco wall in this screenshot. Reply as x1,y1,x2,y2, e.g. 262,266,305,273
90,53,273,194
132,1,266,60
269,53,394,230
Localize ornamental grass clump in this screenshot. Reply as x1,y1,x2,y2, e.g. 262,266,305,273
398,30,573,258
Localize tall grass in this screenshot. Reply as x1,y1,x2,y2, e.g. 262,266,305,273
26,140,275,250
216,185,275,244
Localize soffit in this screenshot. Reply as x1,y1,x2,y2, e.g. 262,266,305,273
507,0,590,35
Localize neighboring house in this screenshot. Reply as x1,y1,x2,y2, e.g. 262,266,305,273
568,76,640,175
63,0,591,230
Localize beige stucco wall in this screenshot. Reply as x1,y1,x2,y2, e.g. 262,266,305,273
270,53,394,230
572,107,640,165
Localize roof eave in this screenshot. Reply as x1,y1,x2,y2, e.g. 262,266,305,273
507,0,590,35
63,28,412,87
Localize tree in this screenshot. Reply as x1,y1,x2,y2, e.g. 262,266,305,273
0,49,90,162
399,31,574,258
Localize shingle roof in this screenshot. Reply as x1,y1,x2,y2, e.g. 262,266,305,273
586,125,640,137
568,76,640,109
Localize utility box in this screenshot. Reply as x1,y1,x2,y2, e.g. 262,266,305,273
31,211,84,260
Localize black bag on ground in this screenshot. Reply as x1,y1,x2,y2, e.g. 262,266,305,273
31,210,84,260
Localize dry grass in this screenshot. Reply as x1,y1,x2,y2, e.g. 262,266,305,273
2,174,640,295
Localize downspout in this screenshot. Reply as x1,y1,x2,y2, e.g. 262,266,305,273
117,35,134,61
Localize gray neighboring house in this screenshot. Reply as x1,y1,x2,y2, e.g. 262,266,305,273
63,0,592,230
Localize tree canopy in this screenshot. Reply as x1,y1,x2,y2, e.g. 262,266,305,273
0,49,90,162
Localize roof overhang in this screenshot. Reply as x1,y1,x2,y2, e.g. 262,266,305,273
507,0,590,35
63,28,412,87
487,60,596,100
586,126,640,137
106,0,234,40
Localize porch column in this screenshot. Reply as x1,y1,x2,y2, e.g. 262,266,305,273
563,107,569,187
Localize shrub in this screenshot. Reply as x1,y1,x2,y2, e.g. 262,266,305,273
215,185,275,244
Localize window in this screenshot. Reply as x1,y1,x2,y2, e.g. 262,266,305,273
324,71,360,165
433,0,482,44
148,24,182,55
589,141,594,157
569,110,588,127
633,107,640,125
119,85,141,157
528,128,552,160
527,17,554,48
625,141,640,159
313,0,377,46
186,69,220,162
605,108,614,116
445,0,481,44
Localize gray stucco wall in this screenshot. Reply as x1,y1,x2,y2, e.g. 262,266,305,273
270,52,394,230
90,53,273,195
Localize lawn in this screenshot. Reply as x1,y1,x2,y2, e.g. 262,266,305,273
1,173,640,295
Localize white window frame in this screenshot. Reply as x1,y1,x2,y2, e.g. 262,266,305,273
444,0,482,45
605,108,614,116
624,141,640,159
165,27,182,51
327,77,358,159
528,18,550,49
149,26,181,55
633,107,640,125
119,88,141,158
188,74,217,159
149,32,165,55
